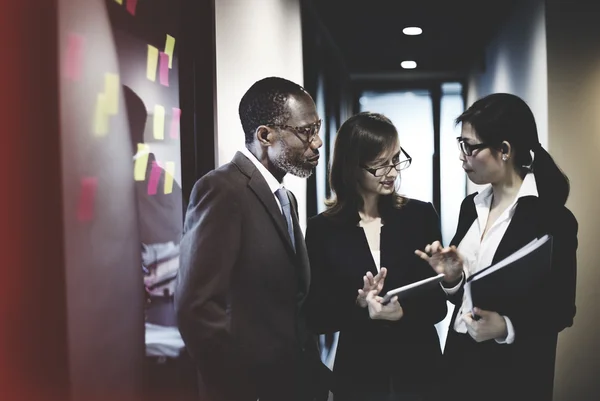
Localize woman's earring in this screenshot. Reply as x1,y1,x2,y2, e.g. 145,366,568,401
502,154,508,161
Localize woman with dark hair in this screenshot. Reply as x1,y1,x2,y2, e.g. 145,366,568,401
416,93,578,401
305,112,448,401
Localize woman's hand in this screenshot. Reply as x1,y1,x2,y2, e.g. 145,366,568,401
415,241,464,284
462,308,508,342
365,289,404,321
356,267,387,308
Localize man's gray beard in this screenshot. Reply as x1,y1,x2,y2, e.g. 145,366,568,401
272,148,313,178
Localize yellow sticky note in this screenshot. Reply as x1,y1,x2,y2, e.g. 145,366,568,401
153,105,165,140
104,73,119,115
164,161,175,194
165,35,176,69
134,143,150,181
114,0,123,4
93,93,109,136
147,45,159,82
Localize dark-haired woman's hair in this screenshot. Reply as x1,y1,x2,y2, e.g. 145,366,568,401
324,112,406,218
456,93,570,206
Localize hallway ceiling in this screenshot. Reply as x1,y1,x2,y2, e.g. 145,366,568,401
310,0,521,79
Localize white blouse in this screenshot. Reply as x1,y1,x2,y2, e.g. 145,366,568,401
444,173,538,344
359,218,383,272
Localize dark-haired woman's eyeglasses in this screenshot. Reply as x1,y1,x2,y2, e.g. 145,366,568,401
269,119,322,145
456,137,490,156
361,148,412,177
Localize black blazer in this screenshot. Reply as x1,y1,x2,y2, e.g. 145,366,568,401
444,193,578,401
175,152,329,401
305,199,448,398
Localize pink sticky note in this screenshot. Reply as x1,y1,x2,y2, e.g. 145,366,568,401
169,108,181,139
65,33,84,81
77,177,98,222
147,161,162,195
126,0,138,15
159,52,169,87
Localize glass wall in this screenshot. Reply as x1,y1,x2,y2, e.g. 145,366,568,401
437,82,466,351
440,82,466,246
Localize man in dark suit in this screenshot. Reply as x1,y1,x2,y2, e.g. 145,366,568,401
175,77,329,401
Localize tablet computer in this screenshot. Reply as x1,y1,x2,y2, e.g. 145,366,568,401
381,273,445,304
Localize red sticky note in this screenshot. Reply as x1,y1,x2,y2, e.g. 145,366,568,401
77,177,98,222
159,52,169,87
147,161,161,195
126,0,138,16
169,108,181,139
65,33,84,81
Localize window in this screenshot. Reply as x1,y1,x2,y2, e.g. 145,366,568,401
359,90,434,203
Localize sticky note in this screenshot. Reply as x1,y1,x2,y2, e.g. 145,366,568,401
147,45,159,82
93,93,109,136
164,162,175,194
159,52,169,86
134,143,150,181
65,33,84,81
77,177,98,222
147,161,161,195
104,73,119,115
153,105,165,140
165,35,175,69
114,0,123,4
126,0,138,15
169,108,181,139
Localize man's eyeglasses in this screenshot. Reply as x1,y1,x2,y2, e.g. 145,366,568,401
270,119,322,145
456,137,490,156
361,147,412,177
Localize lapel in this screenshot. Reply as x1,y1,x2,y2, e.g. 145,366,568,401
378,211,412,289
450,194,478,247
334,211,380,277
450,194,543,264
380,210,403,272
232,152,296,257
492,196,541,264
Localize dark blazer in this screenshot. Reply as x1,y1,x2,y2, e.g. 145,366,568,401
444,193,578,401
305,199,448,400
175,151,329,401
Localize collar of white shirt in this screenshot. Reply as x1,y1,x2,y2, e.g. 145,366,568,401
471,173,539,247
240,146,284,195
473,171,539,208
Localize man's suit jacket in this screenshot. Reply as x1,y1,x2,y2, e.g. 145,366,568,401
175,152,329,401
444,193,578,401
305,199,448,398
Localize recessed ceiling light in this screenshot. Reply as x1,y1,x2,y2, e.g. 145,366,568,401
402,27,422,36
401,60,417,69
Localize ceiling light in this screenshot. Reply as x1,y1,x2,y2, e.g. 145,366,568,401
401,60,417,69
402,27,422,36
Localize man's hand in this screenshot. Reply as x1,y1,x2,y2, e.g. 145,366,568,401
356,268,387,308
415,241,464,284
365,289,404,321
462,308,508,342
